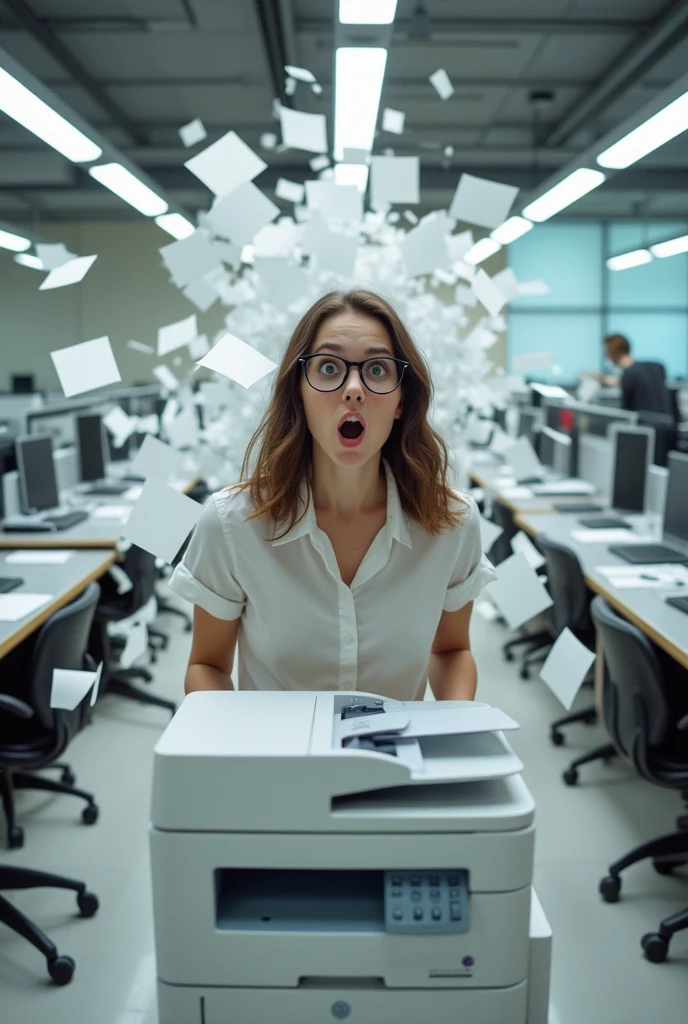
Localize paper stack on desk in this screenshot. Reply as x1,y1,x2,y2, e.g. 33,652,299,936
595,564,688,589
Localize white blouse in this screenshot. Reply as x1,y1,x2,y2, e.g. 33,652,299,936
168,458,497,701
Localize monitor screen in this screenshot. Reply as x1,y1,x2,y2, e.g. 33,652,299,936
76,413,106,482
16,435,59,513
539,430,555,468
664,452,688,545
611,430,651,513
518,409,539,444
11,374,34,394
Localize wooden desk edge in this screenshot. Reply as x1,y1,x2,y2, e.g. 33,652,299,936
0,552,117,660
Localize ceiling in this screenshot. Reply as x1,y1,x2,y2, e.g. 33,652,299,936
1,0,688,225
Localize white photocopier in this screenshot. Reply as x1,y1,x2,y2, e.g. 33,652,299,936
149,691,552,1024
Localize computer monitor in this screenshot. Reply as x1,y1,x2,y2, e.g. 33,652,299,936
518,408,542,445
609,424,655,514
76,413,107,482
15,435,59,513
11,374,35,394
664,451,688,547
538,426,572,476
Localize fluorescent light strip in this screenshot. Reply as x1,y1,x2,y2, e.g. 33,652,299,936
465,237,502,266
521,168,606,223
598,89,688,169
490,216,533,245
334,47,388,161
333,162,370,192
606,249,652,271
339,0,398,24
650,234,688,258
0,65,101,163
155,212,196,239
14,253,43,269
89,163,168,217
0,227,31,252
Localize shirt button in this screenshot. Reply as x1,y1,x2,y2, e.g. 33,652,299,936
345,635,354,645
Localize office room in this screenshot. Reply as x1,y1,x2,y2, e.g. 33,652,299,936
1,0,688,1021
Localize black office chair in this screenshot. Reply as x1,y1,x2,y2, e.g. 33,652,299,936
535,536,599,744
0,582,101,850
637,411,678,468
91,545,177,717
0,694,98,985
576,596,688,962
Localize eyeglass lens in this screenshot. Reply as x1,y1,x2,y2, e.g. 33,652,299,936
306,356,399,393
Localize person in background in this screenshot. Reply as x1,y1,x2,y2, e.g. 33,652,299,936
595,334,674,417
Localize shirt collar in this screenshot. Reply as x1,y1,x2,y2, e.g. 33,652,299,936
271,457,412,550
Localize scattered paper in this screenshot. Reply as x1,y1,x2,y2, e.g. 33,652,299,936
382,107,405,134
260,132,277,150
472,268,507,317
309,154,330,172
183,276,219,313
500,485,534,500
197,332,277,389
305,181,363,225
158,314,198,357
370,156,419,207
279,106,327,153
571,529,653,544
50,662,103,711
402,214,451,277
491,267,520,303
285,64,316,83
505,436,542,481
121,477,204,564
184,129,266,196
594,564,688,589
512,351,552,373
540,628,596,711
39,254,98,291
160,230,222,289
518,279,550,296
103,406,136,448
119,621,148,669
275,178,305,204
127,340,154,354
179,117,207,147
152,365,180,390
35,243,74,270
479,516,504,553
429,68,454,100
449,173,519,230
207,181,280,247
4,550,74,565
108,564,133,594
188,333,210,359
130,434,185,483
511,530,546,570
0,593,53,621
578,378,601,403
92,505,130,519
51,336,121,398
485,552,553,630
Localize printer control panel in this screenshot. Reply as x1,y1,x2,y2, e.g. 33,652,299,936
384,870,470,935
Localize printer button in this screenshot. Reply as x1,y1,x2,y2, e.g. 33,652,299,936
431,907,442,921
430,889,441,900
391,889,402,898
413,908,424,921
411,891,422,902
429,876,440,887
411,877,421,887
448,875,459,885
393,908,403,921
449,888,460,898
391,876,402,887
450,902,462,921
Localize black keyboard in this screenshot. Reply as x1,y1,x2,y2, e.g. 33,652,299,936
608,544,688,565
0,576,23,593
83,482,130,496
666,595,688,614
579,516,629,529
43,510,89,530
552,502,603,513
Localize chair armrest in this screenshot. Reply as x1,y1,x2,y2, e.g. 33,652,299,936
678,713,688,731
0,693,34,719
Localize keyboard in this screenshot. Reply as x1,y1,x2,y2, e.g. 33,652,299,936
0,576,23,593
579,517,629,530
666,595,688,614
608,544,688,565
83,482,130,496
552,502,604,513
43,510,89,530
531,479,597,496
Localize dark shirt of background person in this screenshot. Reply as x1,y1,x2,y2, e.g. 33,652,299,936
603,334,674,417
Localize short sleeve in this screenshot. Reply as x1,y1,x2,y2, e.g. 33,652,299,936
442,495,498,612
167,492,246,620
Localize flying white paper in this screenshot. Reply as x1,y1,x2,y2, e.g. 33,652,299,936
35,243,74,270
119,621,148,669
158,314,198,357
121,477,204,564
279,106,327,153
511,530,546,570
39,254,98,291
207,181,280,247
51,336,122,398
472,268,507,317
382,107,405,134
370,156,419,207
103,405,136,447
402,215,451,277
429,68,454,100
275,178,305,204
50,662,103,711
152,365,180,391
486,552,553,631
449,173,519,230
197,332,278,389
540,628,596,711
179,117,207,147
504,436,542,481
512,351,552,372
130,434,185,483
159,230,221,289
309,154,330,172
305,181,363,225
284,64,316,83
479,516,504,554
183,276,219,313
0,593,52,621
127,340,154,354
184,129,266,196
491,267,520,303
4,551,73,565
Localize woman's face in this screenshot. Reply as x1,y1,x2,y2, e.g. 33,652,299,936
299,311,403,464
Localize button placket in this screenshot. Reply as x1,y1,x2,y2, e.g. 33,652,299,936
339,584,358,691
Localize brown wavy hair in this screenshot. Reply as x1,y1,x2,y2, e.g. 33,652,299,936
227,288,467,541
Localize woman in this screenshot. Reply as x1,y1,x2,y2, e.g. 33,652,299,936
168,288,497,701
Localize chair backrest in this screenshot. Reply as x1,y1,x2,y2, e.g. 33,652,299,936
29,581,101,735
590,595,672,764
637,411,678,468
536,535,592,640
488,500,517,566
117,543,158,615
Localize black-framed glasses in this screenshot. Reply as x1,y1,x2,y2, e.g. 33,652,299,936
298,354,409,394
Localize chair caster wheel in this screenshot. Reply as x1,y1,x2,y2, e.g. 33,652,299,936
652,858,677,876
504,650,514,662
82,804,99,825
519,666,530,679
551,731,564,746
150,651,157,664
641,932,668,963
583,711,597,726
77,890,99,917
60,769,76,786
563,768,578,786
599,874,621,902
48,954,75,985
184,622,192,633
8,825,24,848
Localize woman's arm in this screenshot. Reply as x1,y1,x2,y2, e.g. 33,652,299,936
184,605,240,695
427,601,477,701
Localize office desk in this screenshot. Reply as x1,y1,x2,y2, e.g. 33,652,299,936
469,464,604,516
513,511,688,671
0,549,116,658
0,474,201,549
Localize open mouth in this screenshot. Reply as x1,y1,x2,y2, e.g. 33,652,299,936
339,421,365,440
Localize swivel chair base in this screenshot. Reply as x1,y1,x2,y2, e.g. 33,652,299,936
0,865,98,984
157,597,192,632
562,742,618,786
0,770,98,849
502,628,551,663
550,705,598,746
107,677,176,717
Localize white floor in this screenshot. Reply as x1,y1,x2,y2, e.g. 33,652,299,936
1,589,686,1024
